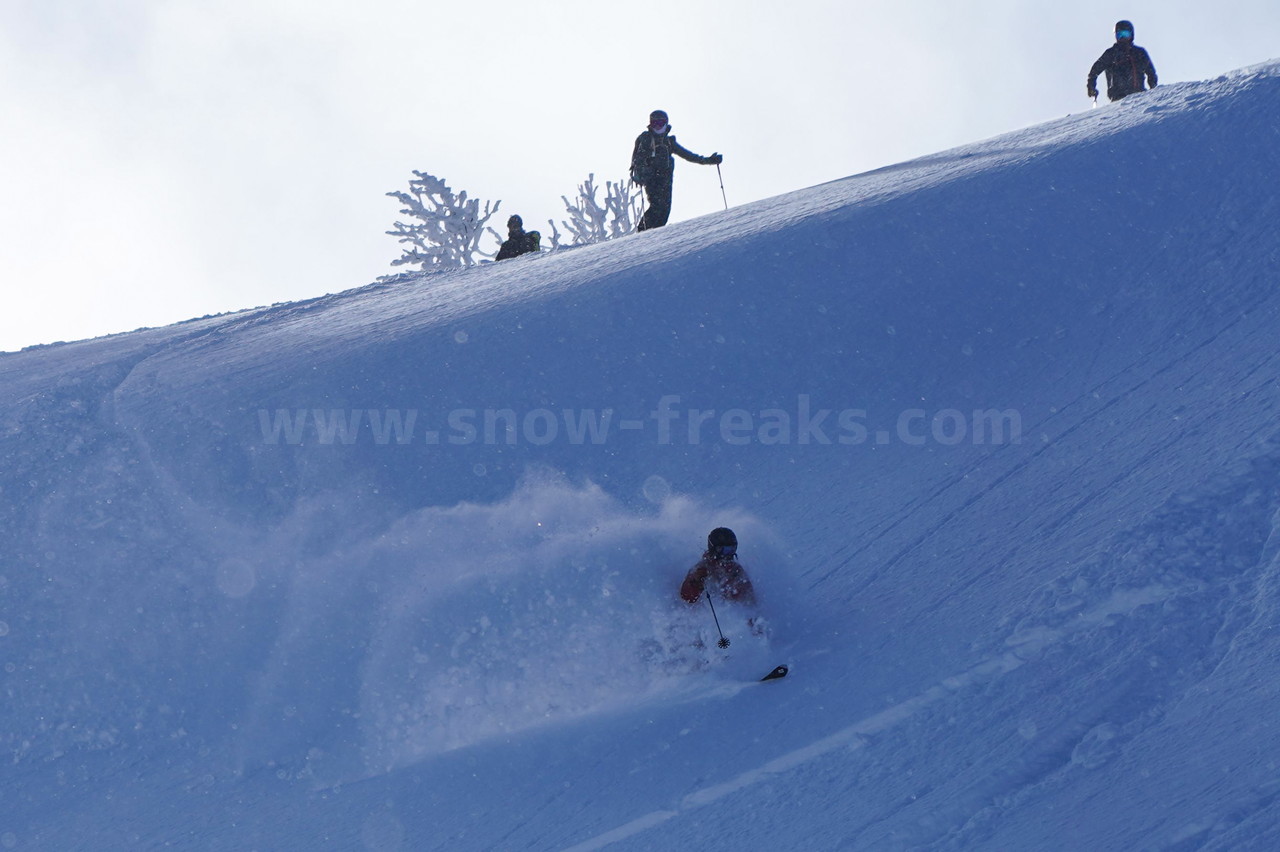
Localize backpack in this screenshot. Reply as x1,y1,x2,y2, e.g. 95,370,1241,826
630,131,663,186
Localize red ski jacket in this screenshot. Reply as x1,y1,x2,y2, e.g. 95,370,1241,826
680,557,756,605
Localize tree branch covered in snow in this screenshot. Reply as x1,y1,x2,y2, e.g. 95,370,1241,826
545,175,642,248
385,171,501,271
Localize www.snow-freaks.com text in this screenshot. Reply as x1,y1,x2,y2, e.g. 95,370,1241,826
256,395,1022,448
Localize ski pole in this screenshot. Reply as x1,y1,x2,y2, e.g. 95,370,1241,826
705,591,730,648
634,180,649,233
716,163,728,210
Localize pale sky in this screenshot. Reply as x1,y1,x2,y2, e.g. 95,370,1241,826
3,0,1277,352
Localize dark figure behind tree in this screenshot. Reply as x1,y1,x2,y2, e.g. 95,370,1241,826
495,215,540,261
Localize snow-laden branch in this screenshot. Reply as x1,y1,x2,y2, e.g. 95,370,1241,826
546,175,642,248
385,171,501,271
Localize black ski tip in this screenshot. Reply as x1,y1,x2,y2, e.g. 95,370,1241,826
760,665,789,682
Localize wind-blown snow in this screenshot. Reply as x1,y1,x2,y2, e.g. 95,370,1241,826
3,62,1280,850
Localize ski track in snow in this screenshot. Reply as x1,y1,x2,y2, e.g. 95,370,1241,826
5,63,1280,850
564,584,1170,851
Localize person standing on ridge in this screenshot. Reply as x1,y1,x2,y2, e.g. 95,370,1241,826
1088,20,1158,103
630,109,722,232
495,215,540,261
680,527,756,606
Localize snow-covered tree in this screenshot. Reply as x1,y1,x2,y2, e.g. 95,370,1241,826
546,174,642,248
386,171,501,271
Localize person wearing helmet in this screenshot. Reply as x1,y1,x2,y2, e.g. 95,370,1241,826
629,109,722,232
495,214,540,261
1088,20,1158,102
680,527,756,605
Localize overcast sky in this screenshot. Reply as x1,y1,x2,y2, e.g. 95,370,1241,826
3,0,1277,352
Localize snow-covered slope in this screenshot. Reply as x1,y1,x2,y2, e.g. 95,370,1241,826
4,62,1280,850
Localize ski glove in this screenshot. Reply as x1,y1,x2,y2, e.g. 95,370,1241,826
1087,86,1099,99
707,153,723,165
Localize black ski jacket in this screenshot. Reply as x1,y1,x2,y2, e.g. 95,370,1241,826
496,229,539,261
1088,43,1157,102
630,129,714,187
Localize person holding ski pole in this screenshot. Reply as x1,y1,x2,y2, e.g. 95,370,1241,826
680,527,756,606
630,109,722,232
1087,20,1158,103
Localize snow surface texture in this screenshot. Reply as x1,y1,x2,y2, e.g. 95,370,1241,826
3,62,1280,849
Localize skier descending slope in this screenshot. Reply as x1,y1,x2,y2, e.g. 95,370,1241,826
679,528,788,681
680,527,757,606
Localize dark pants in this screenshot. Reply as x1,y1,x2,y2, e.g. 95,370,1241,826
638,179,673,232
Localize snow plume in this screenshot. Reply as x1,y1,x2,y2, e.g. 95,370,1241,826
235,471,781,782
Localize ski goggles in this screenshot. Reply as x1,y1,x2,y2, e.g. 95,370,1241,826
715,544,737,558
1116,30,1133,39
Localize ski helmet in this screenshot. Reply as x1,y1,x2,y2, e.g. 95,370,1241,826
707,527,738,558
507,214,523,229
1115,20,1134,39
649,109,669,123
